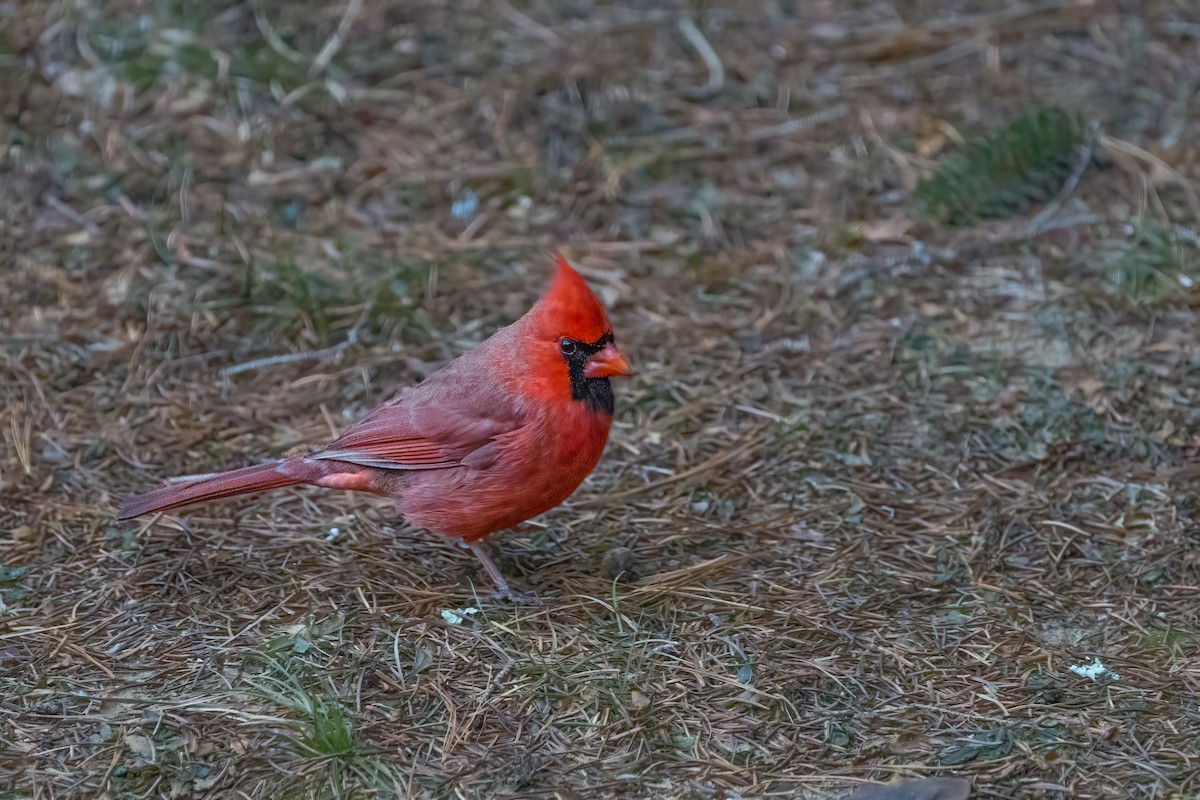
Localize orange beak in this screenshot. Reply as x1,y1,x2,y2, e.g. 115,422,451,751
584,342,631,379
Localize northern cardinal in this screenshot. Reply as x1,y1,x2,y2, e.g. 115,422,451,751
117,254,630,599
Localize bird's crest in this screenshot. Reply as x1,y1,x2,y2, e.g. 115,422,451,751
537,252,613,344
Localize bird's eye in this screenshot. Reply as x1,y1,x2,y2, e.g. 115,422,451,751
560,338,577,355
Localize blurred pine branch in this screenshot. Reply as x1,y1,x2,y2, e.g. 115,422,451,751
915,108,1090,225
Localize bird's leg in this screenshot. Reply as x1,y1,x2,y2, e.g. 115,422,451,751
465,538,509,594
464,538,538,604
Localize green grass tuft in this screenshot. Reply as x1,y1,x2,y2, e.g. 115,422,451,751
1105,221,1198,303
248,660,357,756
915,108,1090,225
247,659,401,799
240,256,427,342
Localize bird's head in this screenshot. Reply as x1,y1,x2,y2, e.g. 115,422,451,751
524,253,630,414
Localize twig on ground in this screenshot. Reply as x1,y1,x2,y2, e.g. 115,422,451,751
1028,119,1100,236
1101,133,1200,224
309,0,364,77
495,0,565,49
677,18,724,99
742,105,850,143
219,330,360,380
251,0,306,64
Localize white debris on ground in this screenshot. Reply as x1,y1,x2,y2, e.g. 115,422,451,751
441,607,480,625
1069,657,1120,682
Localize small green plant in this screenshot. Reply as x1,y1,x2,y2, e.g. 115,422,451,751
1105,221,1198,303
242,256,425,341
249,661,356,756
81,1,316,92
940,727,1013,765
0,565,28,604
246,257,340,339
1135,625,1190,654
247,659,400,799
915,108,1090,225
247,657,408,800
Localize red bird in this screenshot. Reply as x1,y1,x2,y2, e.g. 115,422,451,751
117,254,630,599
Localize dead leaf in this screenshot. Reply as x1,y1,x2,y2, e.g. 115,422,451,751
917,123,949,158
860,217,914,244
1070,378,1108,414
125,734,155,762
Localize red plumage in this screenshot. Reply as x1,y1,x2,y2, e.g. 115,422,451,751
117,254,630,598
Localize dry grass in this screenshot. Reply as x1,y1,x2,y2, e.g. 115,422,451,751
3,1,1200,798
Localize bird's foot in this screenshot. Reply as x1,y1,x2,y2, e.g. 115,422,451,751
465,538,540,605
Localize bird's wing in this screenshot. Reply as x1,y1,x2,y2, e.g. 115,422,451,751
313,394,520,471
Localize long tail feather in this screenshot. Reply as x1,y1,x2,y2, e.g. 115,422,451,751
116,460,306,520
